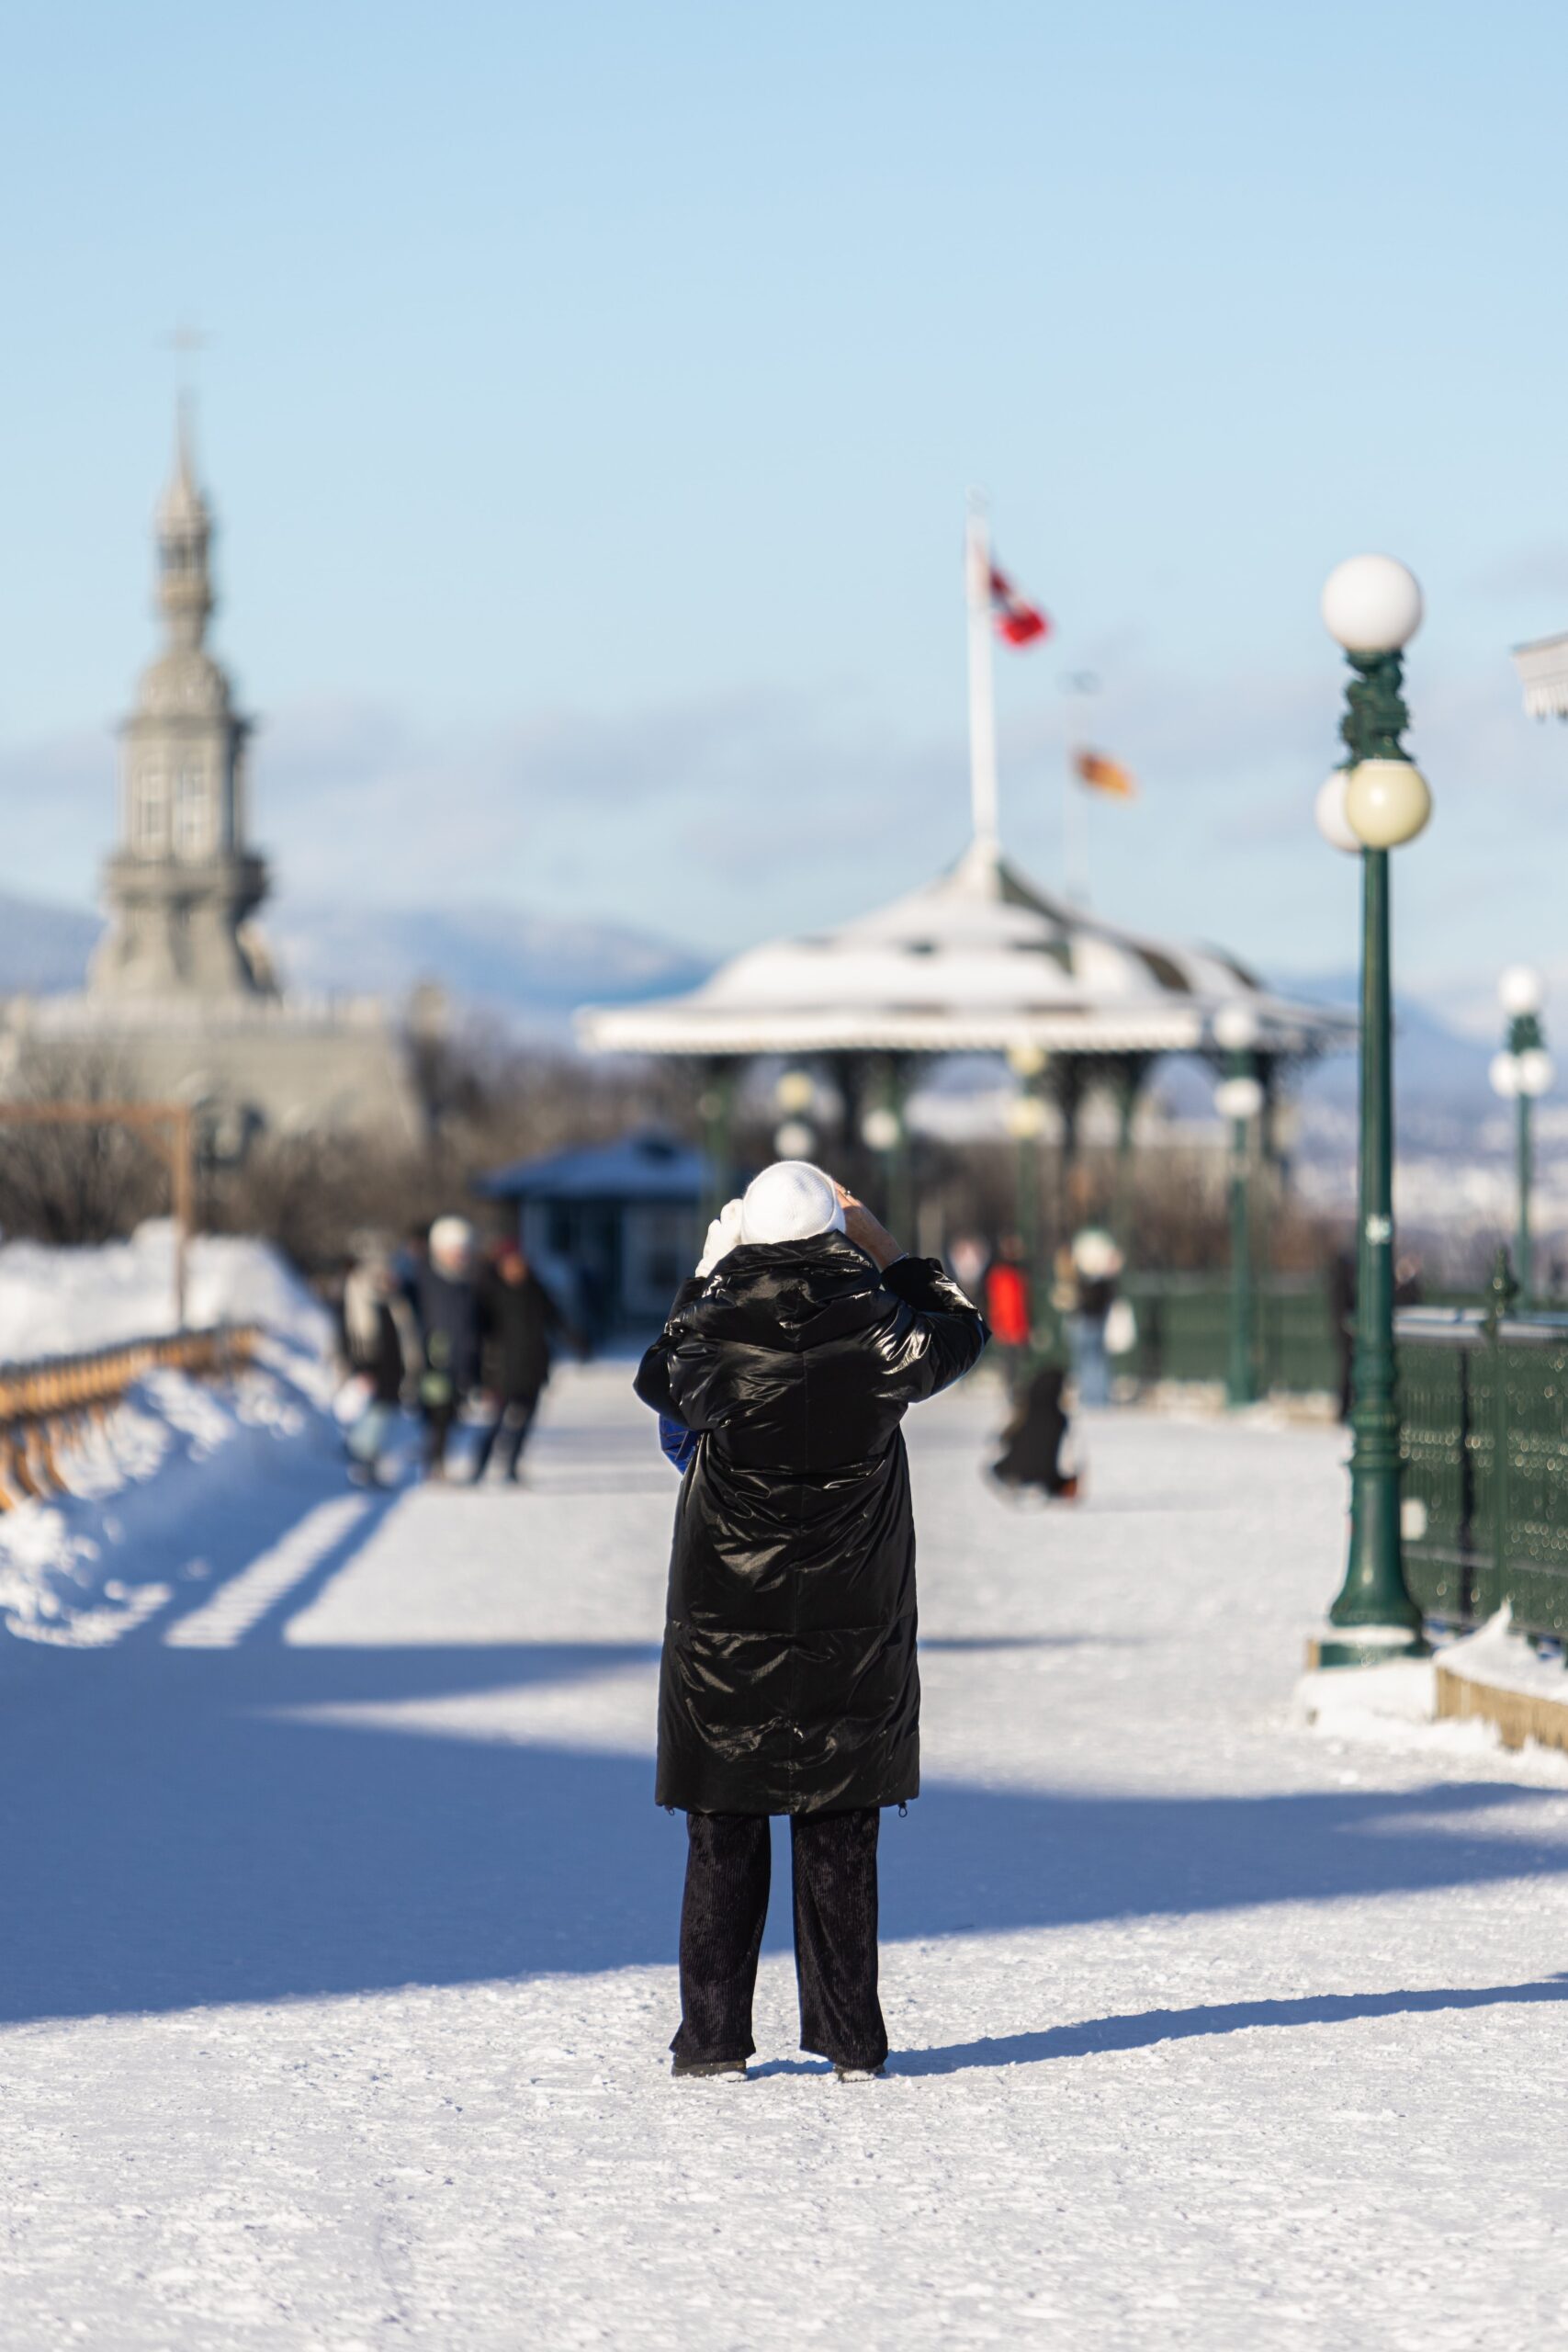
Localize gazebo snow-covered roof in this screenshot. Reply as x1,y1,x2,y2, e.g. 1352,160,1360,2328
577,837,1350,1065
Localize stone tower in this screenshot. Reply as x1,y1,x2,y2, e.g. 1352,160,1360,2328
91,407,275,999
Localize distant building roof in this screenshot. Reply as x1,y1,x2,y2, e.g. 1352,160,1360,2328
576,838,1352,1061
1513,631,1568,719
474,1126,707,1204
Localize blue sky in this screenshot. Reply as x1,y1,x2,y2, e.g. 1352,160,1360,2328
2,0,1567,1012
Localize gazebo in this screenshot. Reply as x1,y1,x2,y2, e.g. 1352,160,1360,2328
577,831,1351,1238
578,505,1352,1247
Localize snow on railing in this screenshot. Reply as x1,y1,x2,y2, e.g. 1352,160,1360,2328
0,1324,258,1510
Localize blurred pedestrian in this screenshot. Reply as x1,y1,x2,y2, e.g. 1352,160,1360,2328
1068,1228,1122,1408
339,1248,417,1487
637,1159,987,2081
473,1241,564,1485
415,1216,481,1480
983,1236,1032,1388
991,1321,1079,1502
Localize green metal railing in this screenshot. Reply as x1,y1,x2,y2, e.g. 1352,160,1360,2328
1122,1273,1341,1396
1399,1295,1568,1640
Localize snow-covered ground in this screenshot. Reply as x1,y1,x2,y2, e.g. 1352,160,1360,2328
5,1369,1568,2349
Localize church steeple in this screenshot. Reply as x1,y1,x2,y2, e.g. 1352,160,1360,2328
89,404,275,1001
153,400,215,651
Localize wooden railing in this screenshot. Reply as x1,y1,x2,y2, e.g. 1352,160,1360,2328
0,1324,259,1510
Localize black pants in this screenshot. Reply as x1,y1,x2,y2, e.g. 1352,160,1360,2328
471,1393,539,1481
422,1397,460,1474
672,1808,887,2071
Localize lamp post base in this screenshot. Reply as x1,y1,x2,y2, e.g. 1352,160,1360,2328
1305,1623,1430,1671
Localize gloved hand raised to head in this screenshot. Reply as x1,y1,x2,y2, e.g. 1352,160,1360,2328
695,1198,745,1277
694,1161,903,1276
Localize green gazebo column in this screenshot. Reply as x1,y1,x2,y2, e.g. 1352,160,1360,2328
1109,1053,1152,1255
886,1055,916,1244
829,1052,871,1206
862,1053,915,1236
1051,1058,1085,1238
697,1057,738,1223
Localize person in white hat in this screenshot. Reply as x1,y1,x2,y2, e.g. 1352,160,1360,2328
414,1215,479,1479
637,1160,988,2080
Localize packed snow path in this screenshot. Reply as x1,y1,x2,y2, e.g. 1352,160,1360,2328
5,1371,1568,2350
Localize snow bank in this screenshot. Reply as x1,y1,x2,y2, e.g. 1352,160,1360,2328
0,1350,351,1645
1294,1640,1568,1785
0,1220,332,1364
1440,1603,1568,1700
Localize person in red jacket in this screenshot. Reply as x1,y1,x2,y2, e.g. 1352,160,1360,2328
984,1236,1032,1388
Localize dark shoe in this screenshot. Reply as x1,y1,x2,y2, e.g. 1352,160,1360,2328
671,2058,748,2080
833,2064,887,2082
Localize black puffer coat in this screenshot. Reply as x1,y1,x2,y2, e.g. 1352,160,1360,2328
635,1236,987,1816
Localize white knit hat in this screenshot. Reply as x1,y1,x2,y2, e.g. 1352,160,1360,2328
739,1161,846,1247
428,1215,474,1269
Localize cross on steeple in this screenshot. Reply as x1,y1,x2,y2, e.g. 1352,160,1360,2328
162,321,209,383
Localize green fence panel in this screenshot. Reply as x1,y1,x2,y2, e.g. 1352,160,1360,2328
1122,1274,1340,1396
1398,1308,1568,1642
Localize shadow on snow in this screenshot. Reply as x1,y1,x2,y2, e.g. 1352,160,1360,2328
5,1500,1568,2025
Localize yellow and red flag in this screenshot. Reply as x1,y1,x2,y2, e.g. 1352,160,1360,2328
1073,748,1137,800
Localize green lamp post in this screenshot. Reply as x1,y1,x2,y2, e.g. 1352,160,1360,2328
1490,968,1552,1304
1006,1044,1049,1301
1213,1005,1265,1408
1314,554,1433,1668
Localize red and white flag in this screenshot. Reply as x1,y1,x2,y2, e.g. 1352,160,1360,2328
988,563,1050,648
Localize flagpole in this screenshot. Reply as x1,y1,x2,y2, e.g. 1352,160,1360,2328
1064,757,1089,908
965,492,1000,856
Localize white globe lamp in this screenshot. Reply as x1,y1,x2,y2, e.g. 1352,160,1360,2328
1315,770,1361,854
1005,1095,1047,1141
1490,1052,1522,1100
773,1118,815,1159
1499,966,1545,1020
861,1106,901,1153
1344,757,1432,849
1517,1048,1554,1099
1213,1003,1261,1054
1321,555,1424,654
1214,1074,1265,1122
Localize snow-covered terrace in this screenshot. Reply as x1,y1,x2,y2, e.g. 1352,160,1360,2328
4,1340,1568,2344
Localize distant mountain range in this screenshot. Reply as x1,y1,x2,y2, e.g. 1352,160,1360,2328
1280,970,1499,1139
0,889,712,1033
265,899,713,1026
0,891,103,994
0,891,1505,1123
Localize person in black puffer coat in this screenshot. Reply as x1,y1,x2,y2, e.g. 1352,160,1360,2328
472,1243,564,1484
635,1159,987,2081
